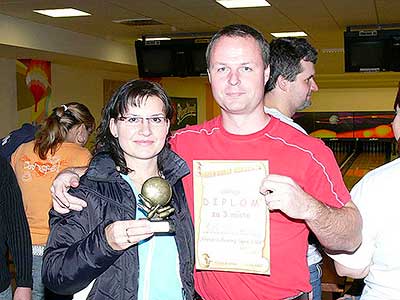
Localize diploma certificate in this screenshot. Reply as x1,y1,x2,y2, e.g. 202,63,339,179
193,160,270,275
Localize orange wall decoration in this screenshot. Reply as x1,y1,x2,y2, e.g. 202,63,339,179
18,59,51,124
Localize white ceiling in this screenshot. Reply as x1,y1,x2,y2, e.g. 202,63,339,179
0,0,399,74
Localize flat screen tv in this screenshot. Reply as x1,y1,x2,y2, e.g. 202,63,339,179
190,44,208,75
139,47,174,77
390,35,400,71
344,29,400,72
135,39,209,78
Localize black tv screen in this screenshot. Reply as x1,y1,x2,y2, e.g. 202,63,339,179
135,42,175,77
135,39,209,78
140,48,174,76
390,36,400,71
344,29,400,72
349,40,385,70
191,44,208,75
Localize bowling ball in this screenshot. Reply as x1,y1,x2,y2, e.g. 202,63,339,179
329,114,339,125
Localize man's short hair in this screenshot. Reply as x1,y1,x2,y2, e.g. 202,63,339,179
265,37,317,93
205,24,270,69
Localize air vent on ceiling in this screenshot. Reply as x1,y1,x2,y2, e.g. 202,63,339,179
113,18,163,26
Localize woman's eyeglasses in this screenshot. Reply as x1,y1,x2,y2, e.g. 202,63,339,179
117,115,167,128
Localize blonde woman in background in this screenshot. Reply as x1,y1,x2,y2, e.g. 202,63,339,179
11,102,95,300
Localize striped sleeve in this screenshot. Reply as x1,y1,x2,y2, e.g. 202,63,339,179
1,157,33,288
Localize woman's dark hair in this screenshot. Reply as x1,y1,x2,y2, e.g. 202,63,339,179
393,81,400,111
34,102,95,160
95,79,173,174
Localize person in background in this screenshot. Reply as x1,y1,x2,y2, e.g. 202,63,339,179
11,102,95,300
394,81,400,153
329,83,400,300
0,156,32,300
264,37,321,300
49,24,362,300
0,123,37,300
0,123,36,161
42,80,194,300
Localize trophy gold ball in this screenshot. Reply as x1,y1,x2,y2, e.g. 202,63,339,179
141,176,172,206
138,176,175,233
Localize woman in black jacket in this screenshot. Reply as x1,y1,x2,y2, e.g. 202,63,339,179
42,79,195,300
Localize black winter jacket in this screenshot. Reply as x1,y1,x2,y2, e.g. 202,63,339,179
42,150,195,300
0,156,32,292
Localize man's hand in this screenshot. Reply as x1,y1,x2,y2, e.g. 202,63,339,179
260,174,314,220
105,219,154,251
260,174,362,252
13,287,31,300
51,167,87,214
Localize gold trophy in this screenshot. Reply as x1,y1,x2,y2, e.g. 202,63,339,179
138,176,175,233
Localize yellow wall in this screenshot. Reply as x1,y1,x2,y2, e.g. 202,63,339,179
161,77,211,123
2,62,400,138
51,64,135,122
0,58,17,136
308,73,400,112
307,87,399,112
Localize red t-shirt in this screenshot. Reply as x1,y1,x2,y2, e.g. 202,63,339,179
169,115,350,300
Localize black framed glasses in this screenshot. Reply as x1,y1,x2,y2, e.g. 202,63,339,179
117,115,167,128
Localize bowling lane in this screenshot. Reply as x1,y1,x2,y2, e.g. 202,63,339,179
334,151,350,166
324,139,356,167
342,151,386,190
326,139,392,190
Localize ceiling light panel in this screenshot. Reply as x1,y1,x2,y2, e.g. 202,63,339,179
33,8,91,18
271,32,308,37
137,37,171,41
216,0,271,8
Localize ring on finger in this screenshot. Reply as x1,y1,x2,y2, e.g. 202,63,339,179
56,197,70,209
126,227,134,243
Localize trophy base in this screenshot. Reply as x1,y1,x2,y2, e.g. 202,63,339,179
149,220,175,233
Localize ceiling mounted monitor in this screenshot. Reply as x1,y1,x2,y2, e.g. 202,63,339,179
344,28,400,72
135,38,209,78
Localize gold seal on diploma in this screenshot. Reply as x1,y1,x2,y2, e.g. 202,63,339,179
200,253,211,268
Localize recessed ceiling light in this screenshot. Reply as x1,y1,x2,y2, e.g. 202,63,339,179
33,8,91,18
112,18,163,26
216,0,270,8
271,31,308,38
137,37,171,41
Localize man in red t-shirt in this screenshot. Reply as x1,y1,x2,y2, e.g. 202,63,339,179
50,24,362,300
